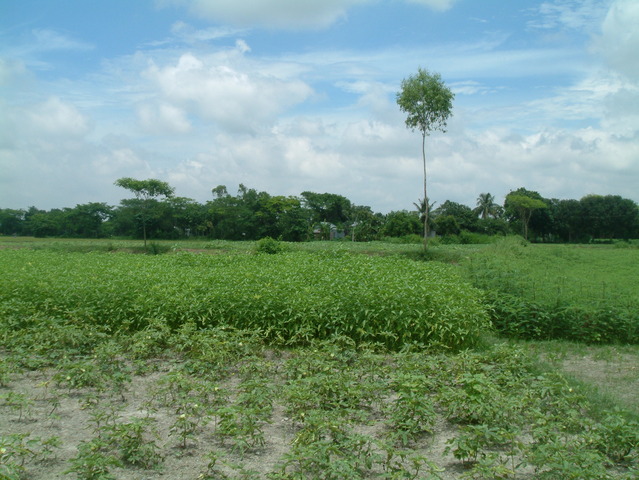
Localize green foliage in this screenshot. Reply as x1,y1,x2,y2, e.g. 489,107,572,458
107,418,163,468
397,68,454,136
0,434,39,480
65,439,121,480
0,249,490,350
464,239,639,344
255,236,285,254
145,242,171,255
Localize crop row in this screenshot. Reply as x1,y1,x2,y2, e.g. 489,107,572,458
0,249,490,350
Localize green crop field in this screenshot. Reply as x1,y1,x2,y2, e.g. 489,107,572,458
464,239,639,308
1,237,638,479
468,240,638,344
0,248,488,350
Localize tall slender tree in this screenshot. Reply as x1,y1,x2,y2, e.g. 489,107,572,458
397,68,454,249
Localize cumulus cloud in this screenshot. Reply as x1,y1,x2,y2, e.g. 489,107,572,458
137,102,192,133
143,52,313,133
28,97,91,137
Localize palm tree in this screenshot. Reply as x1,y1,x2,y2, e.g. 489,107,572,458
474,193,499,219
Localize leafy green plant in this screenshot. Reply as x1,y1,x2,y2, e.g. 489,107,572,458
53,358,103,391
0,434,38,480
65,439,121,480
277,412,379,479
0,249,490,350
1,391,34,421
107,418,163,468
588,410,639,464
385,375,437,446
170,401,204,449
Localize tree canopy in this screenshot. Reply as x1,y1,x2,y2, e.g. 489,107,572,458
114,177,175,247
2,181,637,243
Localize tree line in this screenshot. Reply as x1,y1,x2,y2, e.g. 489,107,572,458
0,180,637,243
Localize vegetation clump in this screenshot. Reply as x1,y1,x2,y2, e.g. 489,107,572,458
254,236,285,254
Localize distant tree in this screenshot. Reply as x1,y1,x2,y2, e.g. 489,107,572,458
381,210,422,238
349,205,382,242
0,209,26,235
211,185,229,198
167,197,206,238
300,191,352,227
505,192,547,240
413,197,436,234
474,193,501,219
263,195,309,241
434,215,460,236
397,68,454,249
114,178,174,247
65,203,113,238
579,194,639,240
433,200,477,232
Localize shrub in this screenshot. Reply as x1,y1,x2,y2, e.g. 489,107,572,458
255,237,285,254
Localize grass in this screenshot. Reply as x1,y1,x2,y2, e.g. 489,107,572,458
514,339,639,417
463,238,639,309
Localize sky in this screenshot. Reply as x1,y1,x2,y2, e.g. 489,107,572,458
1,0,638,213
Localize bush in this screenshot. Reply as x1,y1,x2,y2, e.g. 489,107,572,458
438,231,498,245
255,237,285,254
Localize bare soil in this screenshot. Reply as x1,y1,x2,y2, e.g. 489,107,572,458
2,347,636,479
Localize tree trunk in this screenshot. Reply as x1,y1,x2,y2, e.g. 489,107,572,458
422,132,429,250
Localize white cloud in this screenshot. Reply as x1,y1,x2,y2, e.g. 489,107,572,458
30,29,94,52
158,0,368,29
137,102,192,133
528,0,610,33
404,0,459,12
145,21,246,48
158,0,457,29
143,52,313,133
595,0,639,80
28,97,91,137
93,148,150,177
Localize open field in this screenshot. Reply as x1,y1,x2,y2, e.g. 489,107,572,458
1,237,638,479
463,240,639,309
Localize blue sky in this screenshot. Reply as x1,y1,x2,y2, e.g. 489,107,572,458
1,0,638,213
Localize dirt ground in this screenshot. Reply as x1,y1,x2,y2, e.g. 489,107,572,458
2,347,637,480
1,359,466,480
